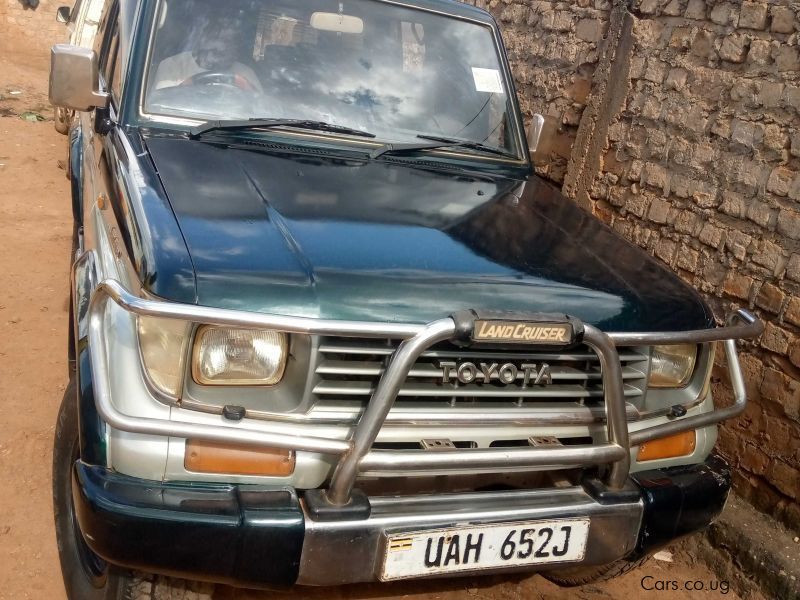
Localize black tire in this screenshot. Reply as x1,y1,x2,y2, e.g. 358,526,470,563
543,555,650,587
53,378,215,600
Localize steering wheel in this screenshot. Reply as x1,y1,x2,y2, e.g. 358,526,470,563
182,71,256,92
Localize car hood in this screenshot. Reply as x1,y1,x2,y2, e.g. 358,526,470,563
145,136,713,332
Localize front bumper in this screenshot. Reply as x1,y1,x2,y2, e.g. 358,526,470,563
73,455,731,589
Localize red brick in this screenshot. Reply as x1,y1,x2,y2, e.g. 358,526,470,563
654,238,677,263
676,248,700,273
741,443,770,475
725,230,753,261
764,415,797,451
771,6,797,34
752,241,785,273
778,209,800,241
739,1,768,30
769,460,800,499
739,353,765,399
702,261,727,288
756,283,785,313
768,166,796,196
723,272,754,300
761,368,789,401
751,479,788,514
788,255,800,283
648,197,671,223
760,322,792,354
790,341,800,370
731,470,757,503
739,398,766,434
785,297,800,327
699,222,724,248
675,210,700,234
762,368,800,420
717,425,743,460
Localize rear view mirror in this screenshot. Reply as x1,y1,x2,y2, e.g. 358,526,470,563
526,113,545,153
56,6,71,24
310,12,364,34
49,44,109,112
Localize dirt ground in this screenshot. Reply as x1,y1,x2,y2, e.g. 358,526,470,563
0,43,758,600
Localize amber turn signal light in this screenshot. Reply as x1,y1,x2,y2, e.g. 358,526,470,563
637,430,696,462
185,440,295,476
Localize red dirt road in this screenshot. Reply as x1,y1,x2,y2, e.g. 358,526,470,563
0,46,757,600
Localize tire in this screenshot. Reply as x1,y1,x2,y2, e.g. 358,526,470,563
543,555,650,587
53,378,215,600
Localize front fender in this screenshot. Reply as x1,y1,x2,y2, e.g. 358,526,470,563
72,251,98,344
72,251,106,465
77,346,106,465
69,125,84,225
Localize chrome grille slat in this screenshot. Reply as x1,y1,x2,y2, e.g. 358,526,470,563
315,360,647,381
318,342,647,362
313,380,643,398
302,400,641,423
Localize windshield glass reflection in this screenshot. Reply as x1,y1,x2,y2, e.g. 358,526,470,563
144,0,521,156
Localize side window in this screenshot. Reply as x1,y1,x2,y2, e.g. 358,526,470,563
91,0,112,57
96,2,120,104
111,39,123,100
70,0,83,25
96,1,117,75
104,25,121,101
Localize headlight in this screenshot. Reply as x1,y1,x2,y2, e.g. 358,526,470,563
192,326,287,386
137,316,191,398
648,344,697,388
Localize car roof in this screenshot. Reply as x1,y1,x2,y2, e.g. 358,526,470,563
125,0,495,27
390,0,497,25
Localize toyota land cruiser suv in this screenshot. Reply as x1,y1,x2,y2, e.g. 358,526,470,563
49,0,763,598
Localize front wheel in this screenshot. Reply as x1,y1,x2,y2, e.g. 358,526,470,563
543,555,650,587
52,377,214,599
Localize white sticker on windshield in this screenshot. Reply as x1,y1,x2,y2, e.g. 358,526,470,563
472,68,504,94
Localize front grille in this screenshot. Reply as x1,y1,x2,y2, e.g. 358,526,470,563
312,337,649,410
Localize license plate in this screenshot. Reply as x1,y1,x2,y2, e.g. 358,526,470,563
381,519,589,581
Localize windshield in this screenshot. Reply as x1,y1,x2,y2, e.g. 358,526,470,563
143,0,523,158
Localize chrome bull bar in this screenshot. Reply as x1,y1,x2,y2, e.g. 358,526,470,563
86,274,763,506
324,320,633,503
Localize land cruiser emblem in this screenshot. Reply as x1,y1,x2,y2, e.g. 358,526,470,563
473,320,573,344
438,361,552,386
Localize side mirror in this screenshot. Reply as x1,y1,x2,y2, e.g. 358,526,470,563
49,45,109,112
56,6,72,23
56,6,71,23
526,113,545,154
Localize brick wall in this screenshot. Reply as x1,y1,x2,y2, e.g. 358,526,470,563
483,0,614,182
600,0,800,532
0,0,66,55
466,0,800,532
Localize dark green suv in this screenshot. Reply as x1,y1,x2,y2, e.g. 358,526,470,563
48,0,762,597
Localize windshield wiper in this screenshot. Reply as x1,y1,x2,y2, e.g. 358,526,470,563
188,118,376,140
369,134,516,159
